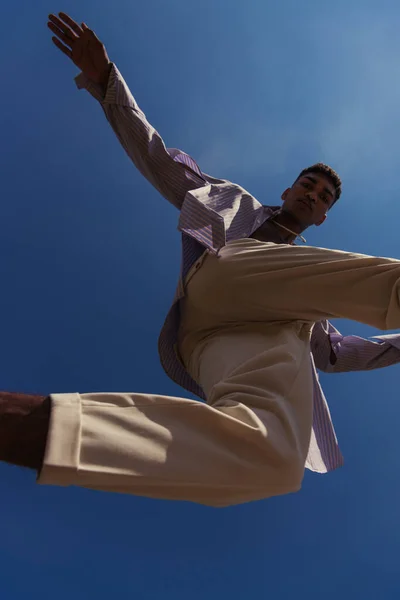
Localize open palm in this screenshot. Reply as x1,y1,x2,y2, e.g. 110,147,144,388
47,12,111,84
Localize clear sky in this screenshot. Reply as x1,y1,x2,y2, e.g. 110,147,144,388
2,0,400,598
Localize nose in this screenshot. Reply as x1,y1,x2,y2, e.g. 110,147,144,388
305,192,317,204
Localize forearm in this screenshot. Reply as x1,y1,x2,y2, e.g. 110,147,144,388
75,64,206,209
326,336,400,372
97,62,113,97
312,320,400,373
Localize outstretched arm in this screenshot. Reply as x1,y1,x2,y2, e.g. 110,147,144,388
311,320,400,373
47,12,206,209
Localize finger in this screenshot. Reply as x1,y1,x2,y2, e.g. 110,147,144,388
48,14,78,40
51,36,73,59
89,29,101,42
80,24,101,43
58,12,83,36
47,22,74,48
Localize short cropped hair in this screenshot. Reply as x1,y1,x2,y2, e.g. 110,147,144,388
296,163,342,203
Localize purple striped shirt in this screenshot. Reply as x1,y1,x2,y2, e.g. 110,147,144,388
76,64,400,474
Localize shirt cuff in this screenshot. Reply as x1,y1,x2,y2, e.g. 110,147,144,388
371,333,400,351
74,63,138,110
74,70,106,103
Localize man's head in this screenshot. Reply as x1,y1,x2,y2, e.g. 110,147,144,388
281,163,342,228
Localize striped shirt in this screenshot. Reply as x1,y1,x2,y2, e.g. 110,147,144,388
76,64,400,474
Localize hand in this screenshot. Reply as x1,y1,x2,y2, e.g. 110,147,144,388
47,12,111,85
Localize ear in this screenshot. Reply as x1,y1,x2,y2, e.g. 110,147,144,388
281,188,291,202
315,214,327,226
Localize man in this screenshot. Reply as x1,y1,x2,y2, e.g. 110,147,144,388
2,12,400,507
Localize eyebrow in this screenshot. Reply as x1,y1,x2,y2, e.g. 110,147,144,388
303,175,334,198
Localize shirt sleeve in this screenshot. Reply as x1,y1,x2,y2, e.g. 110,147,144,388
75,64,207,210
311,319,400,373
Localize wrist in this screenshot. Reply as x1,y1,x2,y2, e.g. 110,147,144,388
98,62,112,87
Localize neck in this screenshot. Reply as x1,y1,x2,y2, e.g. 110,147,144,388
272,209,308,242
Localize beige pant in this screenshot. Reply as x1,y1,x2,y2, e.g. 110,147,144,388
38,239,400,506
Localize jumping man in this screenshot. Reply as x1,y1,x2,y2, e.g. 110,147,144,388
2,12,400,507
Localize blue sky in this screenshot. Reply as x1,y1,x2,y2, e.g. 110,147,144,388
2,0,400,598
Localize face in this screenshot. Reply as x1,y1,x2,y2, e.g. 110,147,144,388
281,172,336,226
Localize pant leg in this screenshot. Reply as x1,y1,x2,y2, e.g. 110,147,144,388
182,238,400,330
37,323,312,507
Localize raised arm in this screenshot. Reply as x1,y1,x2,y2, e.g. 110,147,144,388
311,320,400,373
47,12,207,209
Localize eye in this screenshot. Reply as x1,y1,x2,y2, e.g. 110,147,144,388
302,182,311,189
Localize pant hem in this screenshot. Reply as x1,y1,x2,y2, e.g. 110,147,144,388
37,393,81,487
